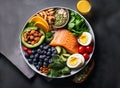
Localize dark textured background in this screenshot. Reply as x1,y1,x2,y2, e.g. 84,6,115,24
0,0,120,88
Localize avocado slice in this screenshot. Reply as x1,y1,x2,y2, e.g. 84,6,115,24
55,46,62,54
61,55,67,62
21,27,45,48
61,47,67,54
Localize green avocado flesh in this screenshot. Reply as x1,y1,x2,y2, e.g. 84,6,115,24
21,27,45,48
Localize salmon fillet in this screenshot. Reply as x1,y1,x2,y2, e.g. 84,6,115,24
50,29,79,54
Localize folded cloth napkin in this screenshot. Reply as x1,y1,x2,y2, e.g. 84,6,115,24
0,25,36,79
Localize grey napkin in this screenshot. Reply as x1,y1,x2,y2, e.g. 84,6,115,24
0,19,36,78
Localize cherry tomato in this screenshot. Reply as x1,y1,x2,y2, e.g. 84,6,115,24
22,46,28,51
86,46,93,53
78,46,86,54
83,53,89,61
27,49,32,55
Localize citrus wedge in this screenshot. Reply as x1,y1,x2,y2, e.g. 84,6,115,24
34,21,49,32
29,16,49,32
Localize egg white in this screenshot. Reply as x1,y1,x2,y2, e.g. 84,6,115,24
67,54,85,69
78,32,92,46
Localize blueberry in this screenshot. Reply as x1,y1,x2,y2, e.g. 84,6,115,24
46,56,51,59
39,58,43,62
36,65,40,70
28,59,33,64
51,47,56,52
38,61,42,67
44,58,48,62
32,49,36,54
35,53,39,58
34,62,38,66
46,51,51,56
37,49,41,54
33,58,37,63
51,53,55,56
41,57,45,61
43,62,48,67
49,59,53,64
44,45,50,49
39,45,43,49
24,52,29,58
43,50,47,54
30,54,34,59
53,50,57,54
48,48,51,52
40,51,44,54
42,55,46,58
39,55,43,59
43,46,48,50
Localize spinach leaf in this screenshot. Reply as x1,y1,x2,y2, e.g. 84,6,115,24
45,31,53,43
25,22,35,28
67,11,89,36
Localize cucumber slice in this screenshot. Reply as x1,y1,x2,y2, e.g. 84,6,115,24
62,54,71,58
55,46,61,54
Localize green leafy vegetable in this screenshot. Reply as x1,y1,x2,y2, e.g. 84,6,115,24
47,54,70,77
47,69,62,77
25,22,35,28
49,61,65,70
61,67,70,75
67,11,89,36
45,31,53,43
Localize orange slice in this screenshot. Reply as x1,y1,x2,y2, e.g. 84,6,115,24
28,16,49,32
77,0,91,14
34,21,49,32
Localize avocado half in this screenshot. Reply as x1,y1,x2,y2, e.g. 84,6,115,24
21,27,45,48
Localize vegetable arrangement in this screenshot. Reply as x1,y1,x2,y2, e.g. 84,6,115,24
20,7,94,78
68,11,89,36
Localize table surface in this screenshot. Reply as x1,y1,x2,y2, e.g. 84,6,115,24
0,0,120,88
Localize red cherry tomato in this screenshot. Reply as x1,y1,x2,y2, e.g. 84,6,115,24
78,46,86,54
86,46,93,53
22,46,28,51
83,53,89,61
27,49,32,55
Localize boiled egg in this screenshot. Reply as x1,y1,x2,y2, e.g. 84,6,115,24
67,54,85,69
78,32,92,46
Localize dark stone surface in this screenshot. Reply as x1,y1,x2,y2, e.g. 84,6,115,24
0,0,120,88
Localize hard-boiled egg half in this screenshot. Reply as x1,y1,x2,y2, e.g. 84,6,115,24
67,54,85,69
78,32,92,46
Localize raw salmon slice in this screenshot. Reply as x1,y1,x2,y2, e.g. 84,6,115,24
50,29,79,54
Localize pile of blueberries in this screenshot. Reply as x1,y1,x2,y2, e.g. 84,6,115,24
24,43,57,70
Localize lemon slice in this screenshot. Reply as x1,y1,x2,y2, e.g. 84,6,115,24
77,0,91,14
34,21,49,32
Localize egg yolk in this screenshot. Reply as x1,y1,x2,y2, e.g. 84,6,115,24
69,57,78,66
79,33,88,44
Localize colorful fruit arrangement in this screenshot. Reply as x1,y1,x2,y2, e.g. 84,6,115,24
20,7,95,78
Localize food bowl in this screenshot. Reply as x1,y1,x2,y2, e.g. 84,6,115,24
52,8,69,28
20,6,95,78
